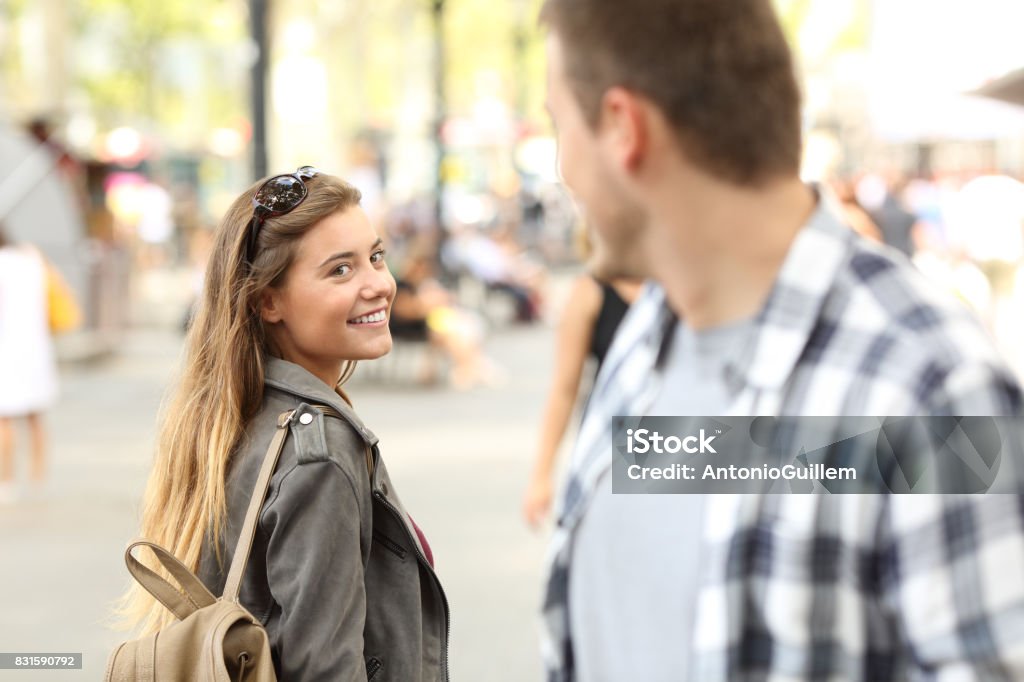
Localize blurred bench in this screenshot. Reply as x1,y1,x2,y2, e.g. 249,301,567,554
455,274,536,327
351,335,446,387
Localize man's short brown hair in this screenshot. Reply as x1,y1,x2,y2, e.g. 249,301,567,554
541,0,803,186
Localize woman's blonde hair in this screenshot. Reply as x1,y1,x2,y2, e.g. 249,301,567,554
118,173,361,634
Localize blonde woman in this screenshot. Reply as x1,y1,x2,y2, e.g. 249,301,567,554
522,224,642,528
121,168,449,680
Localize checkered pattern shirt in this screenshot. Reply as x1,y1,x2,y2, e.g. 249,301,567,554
541,193,1024,681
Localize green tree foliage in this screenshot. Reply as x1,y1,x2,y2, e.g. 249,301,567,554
774,0,870,66
71,0,247,141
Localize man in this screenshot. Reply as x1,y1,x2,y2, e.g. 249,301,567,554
539,0,1024,680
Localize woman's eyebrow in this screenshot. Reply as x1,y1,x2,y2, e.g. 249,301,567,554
318,238,384,268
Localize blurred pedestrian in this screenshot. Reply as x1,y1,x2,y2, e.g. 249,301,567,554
390,249,495,389
447,226,544,323
857,172,920,258
539,1,1024,680
522,229,641,527
118,168,450,680
831,176,883,242
0,224,58,503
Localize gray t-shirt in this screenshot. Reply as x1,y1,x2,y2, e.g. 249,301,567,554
569,317,752,682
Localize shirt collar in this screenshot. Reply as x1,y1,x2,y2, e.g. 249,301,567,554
728,187,855,392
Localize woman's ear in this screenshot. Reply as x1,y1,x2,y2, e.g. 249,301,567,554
260,287,284,324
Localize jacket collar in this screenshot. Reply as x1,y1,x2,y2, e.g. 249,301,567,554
264,357,379,446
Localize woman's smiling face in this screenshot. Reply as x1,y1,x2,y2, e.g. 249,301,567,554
260,206,396,387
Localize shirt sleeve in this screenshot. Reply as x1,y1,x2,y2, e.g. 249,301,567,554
261,459,368,681
883,361,1024,679
883,494,1024,679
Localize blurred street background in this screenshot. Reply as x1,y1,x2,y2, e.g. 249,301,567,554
2,0,1024,679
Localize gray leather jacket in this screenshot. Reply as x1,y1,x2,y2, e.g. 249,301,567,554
198,358,450,681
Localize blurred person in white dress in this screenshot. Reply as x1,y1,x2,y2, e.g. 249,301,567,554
0,224,59,503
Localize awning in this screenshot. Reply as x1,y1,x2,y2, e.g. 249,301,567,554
972,67,1024,107
0,127,88,296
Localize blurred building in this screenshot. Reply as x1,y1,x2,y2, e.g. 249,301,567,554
791,0,1024,177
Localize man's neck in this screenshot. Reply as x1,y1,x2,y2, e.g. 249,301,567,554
647,173,817,330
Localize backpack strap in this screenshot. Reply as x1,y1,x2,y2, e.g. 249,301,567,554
222,404,374,602
222,409,296,602
221,401,376,598
125,405,374,618
125,540,217,621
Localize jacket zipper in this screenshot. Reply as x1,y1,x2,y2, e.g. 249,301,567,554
365,656,383,680
372,531,408,560
374,491,451,682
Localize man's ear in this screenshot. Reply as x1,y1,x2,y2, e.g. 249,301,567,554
600,87,647,173
260,287,284,324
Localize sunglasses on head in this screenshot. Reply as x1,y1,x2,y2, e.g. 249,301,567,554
245,165,321,264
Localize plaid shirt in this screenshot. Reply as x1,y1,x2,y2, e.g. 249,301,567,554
541,193,1024,681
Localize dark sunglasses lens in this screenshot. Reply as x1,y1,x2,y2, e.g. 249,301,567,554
295,165,319,179
254,176,306,213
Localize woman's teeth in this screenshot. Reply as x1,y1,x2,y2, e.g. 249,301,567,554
350,311,386,324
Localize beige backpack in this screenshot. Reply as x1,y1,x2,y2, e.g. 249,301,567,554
105,410,300,682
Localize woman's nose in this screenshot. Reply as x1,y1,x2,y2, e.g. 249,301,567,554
362,266,395,300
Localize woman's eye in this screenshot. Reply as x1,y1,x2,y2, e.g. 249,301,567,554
333,263,352,277
370,249,386,264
